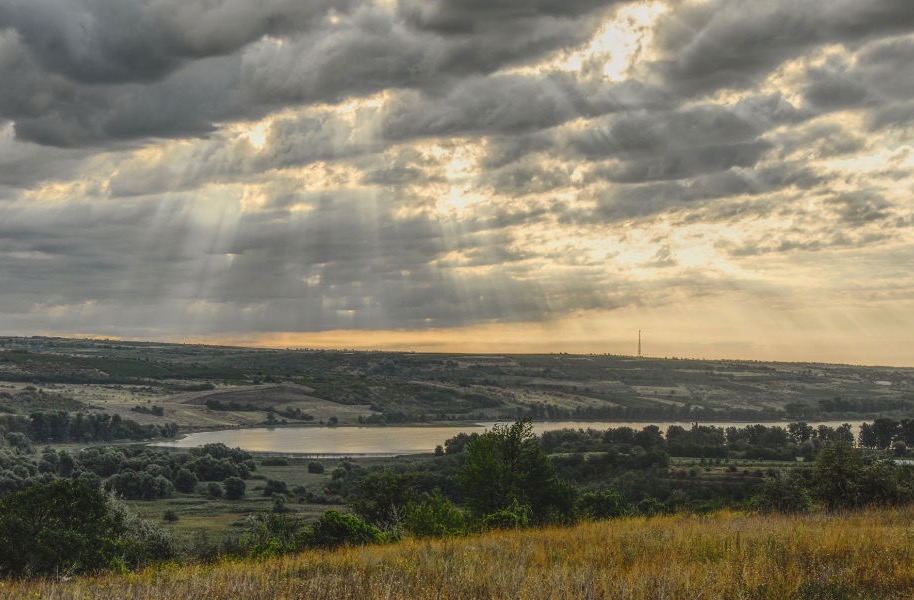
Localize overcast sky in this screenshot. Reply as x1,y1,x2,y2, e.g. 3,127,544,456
1,0,913,365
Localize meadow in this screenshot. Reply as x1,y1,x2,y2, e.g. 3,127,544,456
4,507,914,599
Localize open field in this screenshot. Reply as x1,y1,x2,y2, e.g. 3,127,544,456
5,507,914,599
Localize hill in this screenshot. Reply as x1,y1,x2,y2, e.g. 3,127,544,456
1,336,913,429
4,507,914,599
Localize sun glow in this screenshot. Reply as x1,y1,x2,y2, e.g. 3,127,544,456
535,2,668,80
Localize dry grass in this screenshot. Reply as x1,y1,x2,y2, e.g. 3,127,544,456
5,508,914,599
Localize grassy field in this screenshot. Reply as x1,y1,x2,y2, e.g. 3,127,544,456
5,507,914,599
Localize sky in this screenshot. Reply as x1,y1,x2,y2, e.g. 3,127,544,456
1,0,913,366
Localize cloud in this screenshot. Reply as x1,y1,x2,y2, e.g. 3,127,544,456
0,0,351,84
0,0,623,147
647,0,914,96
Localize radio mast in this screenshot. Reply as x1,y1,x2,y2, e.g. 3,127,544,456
638,330,642,358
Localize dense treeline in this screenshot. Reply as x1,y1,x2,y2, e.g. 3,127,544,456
0,410,178,443
0,441,254,500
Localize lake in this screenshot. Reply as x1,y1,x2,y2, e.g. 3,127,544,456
152,420,862,457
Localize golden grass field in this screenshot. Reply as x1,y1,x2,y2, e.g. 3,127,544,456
5,507,914,599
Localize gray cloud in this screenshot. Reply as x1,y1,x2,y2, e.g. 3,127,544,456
566,104,761,160
1,0,621,147
0,0,351,84
648,0,914,96
382,74,660,141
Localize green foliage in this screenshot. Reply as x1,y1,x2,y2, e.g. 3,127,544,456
299,511,385,549
223,476,246,500
577,490,628,520
245,513,303,558
105,471,174,500
636,497,666,516
0,479,126,577
206,482,223,498
481,499,531,530
404,490,466,537
350,471,418,528
752,474,812,513
457,420,576,524
307,461,325,474
263,479,289,497
173,468,198,493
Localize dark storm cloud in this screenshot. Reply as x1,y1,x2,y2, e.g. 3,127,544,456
0,0,623,147
802,67,870,111
575,163,822,224
0,0,350,84
597,140,771,184
649,0,914,96
397,0,619,34
567,104,761,160
381,74,660,141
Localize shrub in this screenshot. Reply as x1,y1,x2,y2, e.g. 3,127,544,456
404,490,466,537
223,476,246,500
299,511,385,549
481,500,531,530
263,479,289,497
577,490,628,520
206,482,223,498
307,461,325,474
752,475,812,514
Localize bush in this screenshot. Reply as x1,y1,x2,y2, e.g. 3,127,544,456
224,476,246,500
206,482,223,498
481,500,530,530
752,475,812,514
263,479,290,497
299,511,385,549
307,461,325,474
404,490,466,537
577,490,628,520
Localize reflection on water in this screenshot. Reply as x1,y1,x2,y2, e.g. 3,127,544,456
152,420,862,457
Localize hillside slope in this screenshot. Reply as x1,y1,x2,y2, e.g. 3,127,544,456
5,508,914,599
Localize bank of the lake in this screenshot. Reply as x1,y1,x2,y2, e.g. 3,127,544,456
152,420,863,456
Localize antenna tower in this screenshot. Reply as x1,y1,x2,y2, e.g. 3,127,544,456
638,330,642,358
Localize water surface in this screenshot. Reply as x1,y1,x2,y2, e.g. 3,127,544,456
152,420,860,456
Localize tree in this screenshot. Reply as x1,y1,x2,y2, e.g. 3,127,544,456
0,479,126,577
350,471,418,529
456,420,576,524
812,442,864,510
224,476,246,500
174,468,198,494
